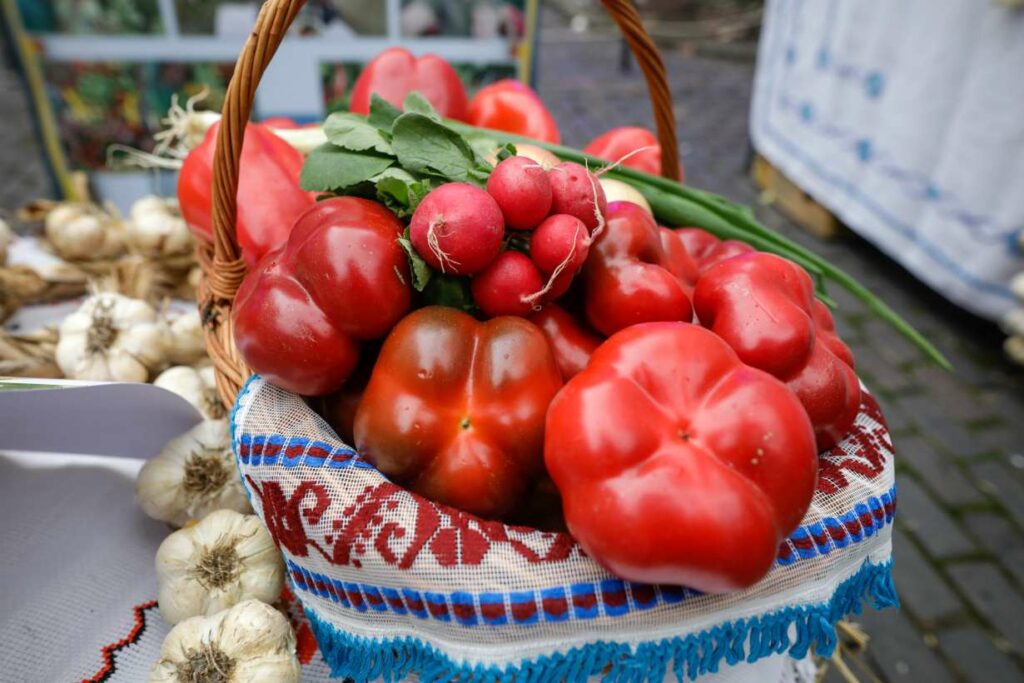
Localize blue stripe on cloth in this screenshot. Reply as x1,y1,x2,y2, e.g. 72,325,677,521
239,432,372,470
302,558,898,682
282,485,896,628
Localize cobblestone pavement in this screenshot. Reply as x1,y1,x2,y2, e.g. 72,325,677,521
536,31,1024,683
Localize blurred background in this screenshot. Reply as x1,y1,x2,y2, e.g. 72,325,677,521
1,1,1023,681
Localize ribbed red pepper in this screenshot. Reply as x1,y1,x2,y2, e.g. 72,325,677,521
693,252,861,449
178,121,314,268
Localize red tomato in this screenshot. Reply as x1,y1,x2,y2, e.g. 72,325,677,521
528,304,602,381
583,202,693,335
545,322,818,593
467,79,561,144
354,307,563,519
233,198,412,396
693,252,861,449
178,121,315,268
349,48,468,120
583,126,682,180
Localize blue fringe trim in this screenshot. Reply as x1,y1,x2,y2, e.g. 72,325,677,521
305,558,899,683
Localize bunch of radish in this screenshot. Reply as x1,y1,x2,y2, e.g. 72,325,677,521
409,152,607,318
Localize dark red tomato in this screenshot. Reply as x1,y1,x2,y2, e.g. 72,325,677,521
354,307,563,519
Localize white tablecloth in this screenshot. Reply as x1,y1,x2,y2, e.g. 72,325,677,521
752,0,1024,321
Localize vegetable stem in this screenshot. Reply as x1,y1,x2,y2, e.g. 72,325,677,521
446,121,951,370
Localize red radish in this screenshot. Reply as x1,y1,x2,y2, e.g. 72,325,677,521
410,183,504,275
523,214,591,305
471,251,544,317
548,162,607,232
486,156,553,230
530,214,590,275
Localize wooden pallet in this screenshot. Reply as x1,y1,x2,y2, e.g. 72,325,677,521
751,154,845,240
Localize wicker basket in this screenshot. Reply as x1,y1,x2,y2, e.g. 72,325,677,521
197,0,679,406
202,5,898,681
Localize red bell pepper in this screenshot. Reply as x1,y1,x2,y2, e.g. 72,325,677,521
349,48,469,121
178,121,315,268
311,348,378,445
583,201,693,335
658,226,701,297
583,126,683,180
354,306,563,519
693,252,861,449
467,79,561,144
233,198,411,396
528,304,603,380
545,322,818,592
672,227,754,273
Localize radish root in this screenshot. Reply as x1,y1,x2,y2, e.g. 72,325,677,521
594,145,658,177
426,216,459,273
585,159,607,242
520,220,588,309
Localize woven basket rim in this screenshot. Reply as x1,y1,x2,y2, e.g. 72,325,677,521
198,0,680,409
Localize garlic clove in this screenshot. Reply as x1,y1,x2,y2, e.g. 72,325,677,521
154,364,226,420
230,653,303,683
135,454,191,526
167,309,206,365
125,195,194,257
135,420,249,527
106,348,151,383
148,601,300,682
0,217,11,265
45,203,125,261
56,293,168,381
216,600,297,661
1012,273,1024,302
154,509,282,623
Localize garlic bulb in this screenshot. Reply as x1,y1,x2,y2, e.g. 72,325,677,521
1001,308,1024,338
0,217,11,265
55,293,168,381
149,599,300,683
156,510,284,624
1011,272,1024,302
136,419,248,526
167,309,207,365
125,195,193,257
155,365,224,419
1005,336,1024,366
44,203,123,261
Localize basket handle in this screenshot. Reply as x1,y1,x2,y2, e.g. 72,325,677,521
209,0,680,278
203,0,679,405
600,0,681,181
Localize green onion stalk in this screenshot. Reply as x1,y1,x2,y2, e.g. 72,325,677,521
448,122,950,370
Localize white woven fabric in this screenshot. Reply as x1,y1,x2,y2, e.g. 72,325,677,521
233,376,897,682
751,0,1024,322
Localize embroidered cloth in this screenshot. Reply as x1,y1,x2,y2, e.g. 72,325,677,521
233,375,899,682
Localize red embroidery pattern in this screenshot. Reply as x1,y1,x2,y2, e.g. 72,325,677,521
82,600,158,683
817,394,891,495
242,391,889,572
279,585,319,665
248,476,575,570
